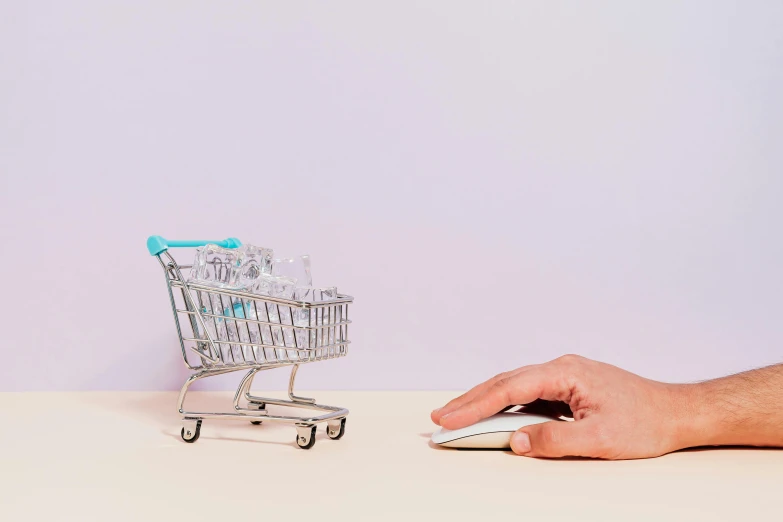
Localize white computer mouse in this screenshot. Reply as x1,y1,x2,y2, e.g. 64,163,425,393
431,412,562,449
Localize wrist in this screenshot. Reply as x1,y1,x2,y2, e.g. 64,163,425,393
668,383,722,450
666,365,783,452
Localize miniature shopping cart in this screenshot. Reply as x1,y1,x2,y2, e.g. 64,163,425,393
147,236,353,449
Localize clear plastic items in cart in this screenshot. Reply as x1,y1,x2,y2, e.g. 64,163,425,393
189,245,333,302
189,244,340,360
190,244,273,288
252,273,297,299
272,255,313,287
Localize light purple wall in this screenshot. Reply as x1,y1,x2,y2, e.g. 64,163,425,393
1,2,781,391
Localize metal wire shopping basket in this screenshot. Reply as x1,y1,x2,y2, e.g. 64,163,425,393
147,235,353,449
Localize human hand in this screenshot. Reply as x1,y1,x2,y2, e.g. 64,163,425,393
431,355,696,459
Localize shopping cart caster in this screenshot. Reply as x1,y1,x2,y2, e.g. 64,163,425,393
181,419,202,443
326,418,347,440
249,402,266,425
295,425,317,449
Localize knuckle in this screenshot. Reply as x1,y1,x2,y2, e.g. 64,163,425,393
557,354,583,365
553,355,588,384
490,376,510,390
492,369,518,385
539,423,559,445
529,423,562,457
487,378,513,408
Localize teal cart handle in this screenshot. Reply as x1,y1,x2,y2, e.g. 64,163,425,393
147,235,242,256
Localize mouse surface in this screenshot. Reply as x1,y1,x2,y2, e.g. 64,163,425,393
431,412,561,449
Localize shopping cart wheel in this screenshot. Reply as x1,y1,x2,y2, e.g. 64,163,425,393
295,425,317,449
326,418,347,440
249,402,265,425
181,420,202,443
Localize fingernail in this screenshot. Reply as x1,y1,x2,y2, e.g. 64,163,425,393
431,408,441,416
511,432,531,454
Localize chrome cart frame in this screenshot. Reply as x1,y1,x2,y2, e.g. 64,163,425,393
148,236,353,449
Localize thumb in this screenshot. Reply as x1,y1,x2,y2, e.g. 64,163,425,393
511,419,601,458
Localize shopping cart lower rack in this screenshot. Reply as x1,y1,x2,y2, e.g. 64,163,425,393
147,236,354,449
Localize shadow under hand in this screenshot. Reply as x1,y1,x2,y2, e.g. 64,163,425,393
675,445,783,455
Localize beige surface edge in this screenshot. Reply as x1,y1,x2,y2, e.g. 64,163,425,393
1,391,781,522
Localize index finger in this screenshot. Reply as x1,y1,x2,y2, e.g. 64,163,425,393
431,367,532,425
439,364,572,430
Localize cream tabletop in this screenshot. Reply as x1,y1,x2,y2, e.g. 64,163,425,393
1,391,780,521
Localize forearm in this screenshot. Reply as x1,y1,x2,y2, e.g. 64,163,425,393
675,364,783,449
